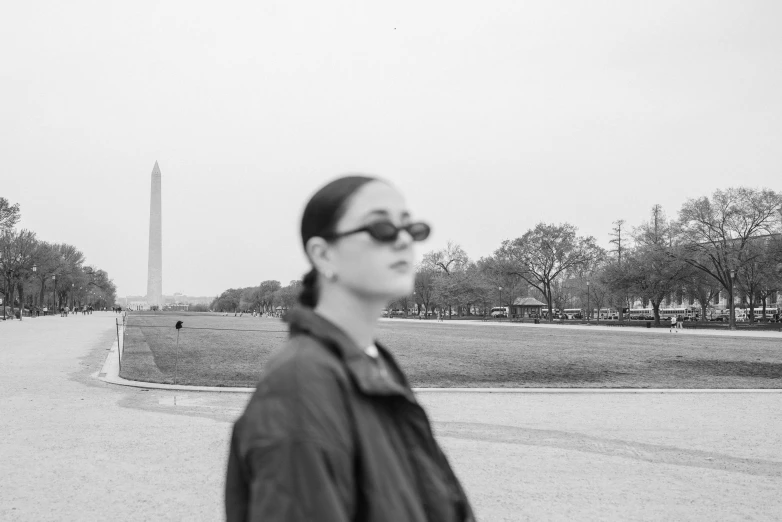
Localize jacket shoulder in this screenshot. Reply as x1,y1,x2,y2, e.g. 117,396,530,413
234,333,354,452
261,333,350,391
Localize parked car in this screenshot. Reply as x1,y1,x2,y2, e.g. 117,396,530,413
490,307,509,318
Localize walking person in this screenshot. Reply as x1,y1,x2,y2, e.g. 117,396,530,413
670,314,677,332
226,175,474,521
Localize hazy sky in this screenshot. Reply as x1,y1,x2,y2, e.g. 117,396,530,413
2,1,780,298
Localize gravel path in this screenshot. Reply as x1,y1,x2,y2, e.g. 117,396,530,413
2,314,781,521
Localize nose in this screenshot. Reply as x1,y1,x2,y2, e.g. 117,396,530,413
393,228,414,250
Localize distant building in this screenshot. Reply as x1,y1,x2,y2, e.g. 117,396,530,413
120,293,214,311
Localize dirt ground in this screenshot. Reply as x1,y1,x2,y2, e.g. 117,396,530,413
2,314,782,521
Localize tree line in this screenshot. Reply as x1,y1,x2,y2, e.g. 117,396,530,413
210,280,301,313
389,187,782,328
0,197,117,317
209,187,782,329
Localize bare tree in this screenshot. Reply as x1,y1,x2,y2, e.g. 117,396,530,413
609,219,626,265
495,223,601,322
0,198,20,231
258,280,281,313
589,278,612,323
677,187,782,329
31,242,58,307
0,229,38,319
422,241,469,275
604,205,693,325
608,219,629,321
735,236,782,321
423,241,470,317
683,266,722,321
414,267,437,317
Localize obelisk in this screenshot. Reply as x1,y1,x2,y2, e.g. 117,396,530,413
146,161,163,308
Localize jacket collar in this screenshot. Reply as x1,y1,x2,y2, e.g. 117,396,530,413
284,307,417,403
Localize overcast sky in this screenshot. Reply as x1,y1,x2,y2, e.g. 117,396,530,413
2,0,780,298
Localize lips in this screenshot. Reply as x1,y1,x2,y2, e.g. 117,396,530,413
391,260,410,270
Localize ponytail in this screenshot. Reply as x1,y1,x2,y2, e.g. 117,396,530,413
299,268,319,308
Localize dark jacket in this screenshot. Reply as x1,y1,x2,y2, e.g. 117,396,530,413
226,307,475,522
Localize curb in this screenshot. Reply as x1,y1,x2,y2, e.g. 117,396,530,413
97,330,782,394
97,331,256,393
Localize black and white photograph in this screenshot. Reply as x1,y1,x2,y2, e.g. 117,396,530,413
2,1,781,520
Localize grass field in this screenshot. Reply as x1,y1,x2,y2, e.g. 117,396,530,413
118,312,782,388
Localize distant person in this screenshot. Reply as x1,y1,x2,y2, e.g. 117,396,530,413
670,314,677,332
226,175,473,521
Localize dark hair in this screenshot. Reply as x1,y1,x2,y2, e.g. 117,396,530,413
299,175,378,307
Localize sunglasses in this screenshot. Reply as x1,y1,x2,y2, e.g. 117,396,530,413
323,221,431,243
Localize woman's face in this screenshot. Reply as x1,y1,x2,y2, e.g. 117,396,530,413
325,181,418,301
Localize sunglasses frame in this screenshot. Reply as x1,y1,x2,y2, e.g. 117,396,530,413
323,221,431,243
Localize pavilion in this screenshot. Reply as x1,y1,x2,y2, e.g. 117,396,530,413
511,297,546,318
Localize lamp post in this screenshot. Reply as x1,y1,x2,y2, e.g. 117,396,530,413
586,281,590,323
498,287,503,319
729,268,736,331
52,275,56,312
32,264,37,317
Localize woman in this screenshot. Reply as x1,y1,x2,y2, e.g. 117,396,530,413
226,175,474,521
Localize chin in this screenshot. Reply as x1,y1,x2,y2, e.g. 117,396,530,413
370,276,414,300
388,276,415,298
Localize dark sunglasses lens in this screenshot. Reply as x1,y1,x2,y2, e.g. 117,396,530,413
368,222,399,242
407,222,430,241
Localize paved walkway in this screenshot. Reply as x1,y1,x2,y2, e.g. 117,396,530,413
2,314,782,521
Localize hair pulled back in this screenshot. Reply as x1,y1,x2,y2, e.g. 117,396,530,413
299,175,377,307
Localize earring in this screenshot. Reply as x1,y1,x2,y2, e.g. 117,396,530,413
323,269,337,282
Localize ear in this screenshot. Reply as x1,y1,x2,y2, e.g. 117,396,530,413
305,237,334,276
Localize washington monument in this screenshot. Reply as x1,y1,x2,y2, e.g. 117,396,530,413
146,161,163,308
